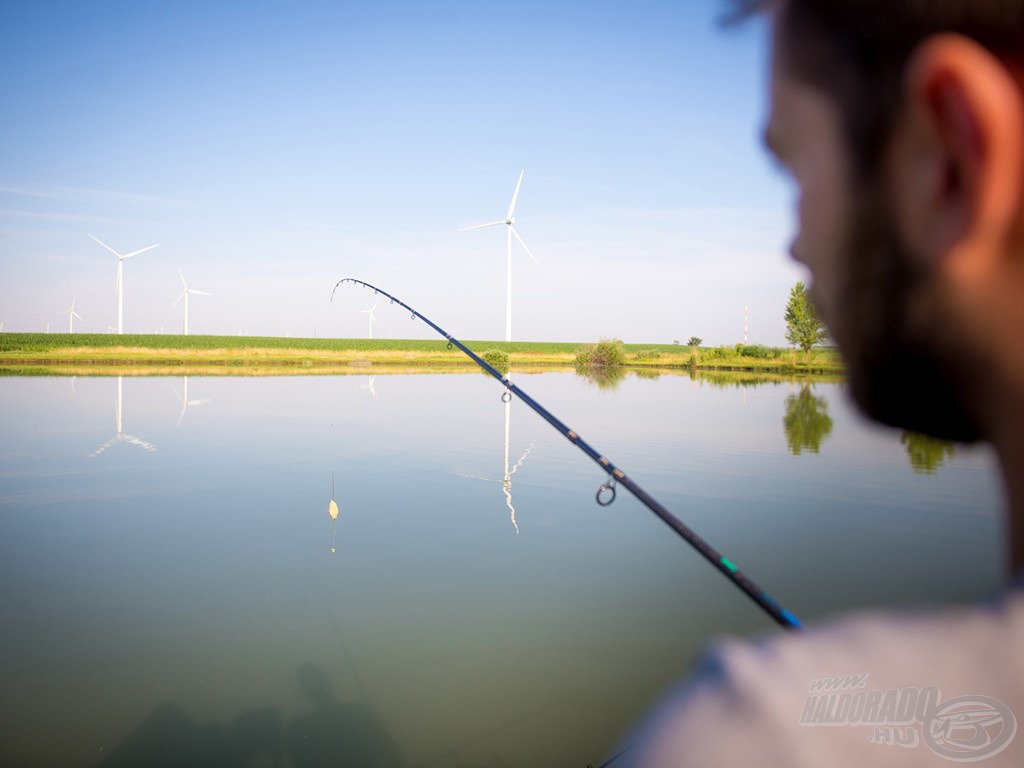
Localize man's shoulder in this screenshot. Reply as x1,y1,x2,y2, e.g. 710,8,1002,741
623,588,1024,767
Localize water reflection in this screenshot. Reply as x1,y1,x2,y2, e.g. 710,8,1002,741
458,396,535,534
575,364,628,390
89,376,158,457
0,371,1000,768
692,370,788,389
901,431,958,474
172,376,210,427
782,384,834,455
362,374,378,400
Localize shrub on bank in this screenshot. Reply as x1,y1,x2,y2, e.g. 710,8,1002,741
481,349,510,373
632,348,661,362
574,338,626,369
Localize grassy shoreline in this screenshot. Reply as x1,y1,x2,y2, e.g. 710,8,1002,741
0,333,843,376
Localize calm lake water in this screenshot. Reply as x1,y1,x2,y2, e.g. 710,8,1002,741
0,369,1004,767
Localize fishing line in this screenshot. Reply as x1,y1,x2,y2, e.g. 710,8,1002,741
331,278,800,631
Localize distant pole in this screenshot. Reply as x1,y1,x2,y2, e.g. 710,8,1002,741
744,306,749,345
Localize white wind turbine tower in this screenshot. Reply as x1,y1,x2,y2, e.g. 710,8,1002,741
460,169,537,342
357,301,379,339
88,234,159,334
62,298,83,333
173,269,211,336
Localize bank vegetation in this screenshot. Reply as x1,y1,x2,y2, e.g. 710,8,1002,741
0,333,843,377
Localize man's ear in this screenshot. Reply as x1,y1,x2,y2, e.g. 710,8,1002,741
893,34,1024,267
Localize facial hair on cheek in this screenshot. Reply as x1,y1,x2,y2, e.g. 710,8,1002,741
833,186,983,443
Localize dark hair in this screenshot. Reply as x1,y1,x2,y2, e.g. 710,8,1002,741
727,1,1024,176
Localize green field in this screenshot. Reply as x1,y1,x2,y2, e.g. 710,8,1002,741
0,333,844,376
0,333,585,355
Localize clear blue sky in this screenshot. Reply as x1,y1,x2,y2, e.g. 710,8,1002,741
0,0,804,344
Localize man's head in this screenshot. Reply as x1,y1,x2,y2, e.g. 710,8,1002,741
739,1,1024,442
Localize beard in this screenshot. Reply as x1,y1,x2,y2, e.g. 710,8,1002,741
825,182,984,443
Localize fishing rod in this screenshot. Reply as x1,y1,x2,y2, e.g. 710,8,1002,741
331,278,801,631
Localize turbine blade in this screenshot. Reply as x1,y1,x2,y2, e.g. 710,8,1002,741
511,227,537,263
458,220,505,232
178,268,187,289
191,290,211,296
122,243,158,259
172,291,186,307
73,311,83,320
88,234,120,257
506,169,525,220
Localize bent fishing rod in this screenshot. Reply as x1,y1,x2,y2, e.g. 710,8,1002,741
331,278,801,631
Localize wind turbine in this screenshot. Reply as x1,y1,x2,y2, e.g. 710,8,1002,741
173,269,211,336
459,169,537,342
357,301,379,339
62,298,83,333
88,234,158,334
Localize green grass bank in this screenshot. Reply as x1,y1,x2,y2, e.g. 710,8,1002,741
0,333,843,376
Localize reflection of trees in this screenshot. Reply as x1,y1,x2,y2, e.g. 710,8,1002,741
633,368,662,381
691,370,781,389
783,385,833,455
574,364,628,390
900,431,956,474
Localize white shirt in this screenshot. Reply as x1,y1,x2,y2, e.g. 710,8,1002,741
619,585,1024,767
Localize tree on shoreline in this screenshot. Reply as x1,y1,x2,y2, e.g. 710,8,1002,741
784,282,828,359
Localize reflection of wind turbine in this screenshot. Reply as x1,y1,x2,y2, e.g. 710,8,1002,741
88,234,159,334
458,398,535,534
172,376,210,426
361,375,378,400
173,269,211,336
357,301,379,339
459,169,537,342
328,473,340,554
90,376,158,457
62,298,83,333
